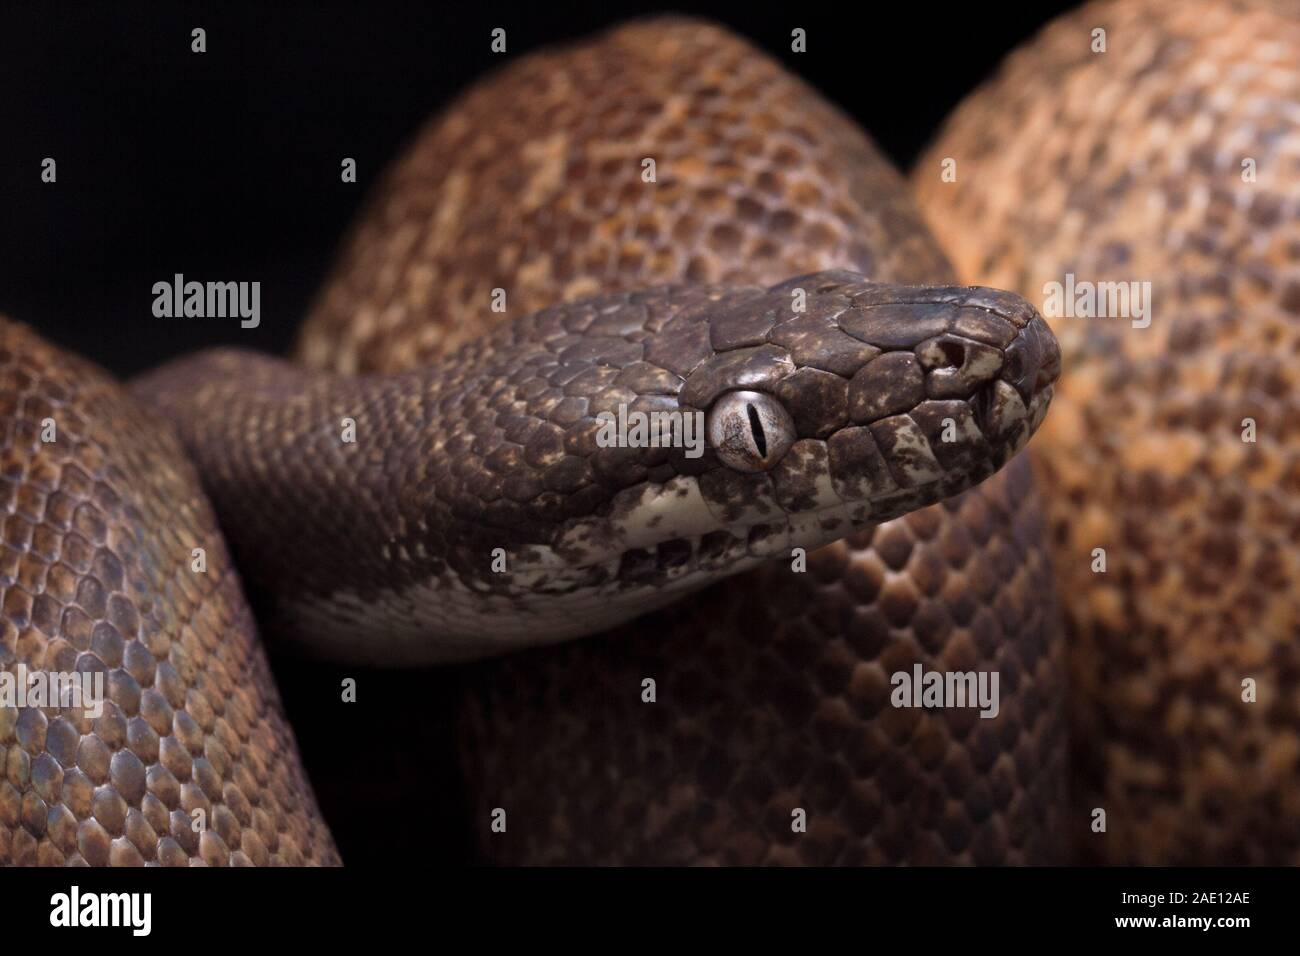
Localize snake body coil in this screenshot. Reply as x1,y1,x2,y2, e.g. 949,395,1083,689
2,0,1294,866
916,0,1300,864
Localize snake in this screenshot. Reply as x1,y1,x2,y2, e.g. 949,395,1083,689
915,0,1300,865
0,0,1294,867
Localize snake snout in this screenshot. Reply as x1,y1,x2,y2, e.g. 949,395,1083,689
1001,310,1060,404
913,292,1059,463
1034,317,1062,392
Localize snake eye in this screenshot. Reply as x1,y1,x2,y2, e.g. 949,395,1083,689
706,390,796,472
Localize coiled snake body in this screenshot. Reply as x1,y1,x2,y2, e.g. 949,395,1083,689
0,0,1295,866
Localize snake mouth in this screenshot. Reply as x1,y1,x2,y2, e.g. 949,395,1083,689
509,364,1057,613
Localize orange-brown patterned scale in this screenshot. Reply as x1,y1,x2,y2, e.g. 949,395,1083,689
297,18,949,372
915,0,1300,863
459,454,1065,865
293,17,1068,863
0,320,337,866
4,15,1072,868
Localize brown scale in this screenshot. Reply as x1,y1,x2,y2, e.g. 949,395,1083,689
459,454,1063,865
296,18,950,375
3,17,1067,867
915,0,1300,863
295,18,1069,863
0,321,337,865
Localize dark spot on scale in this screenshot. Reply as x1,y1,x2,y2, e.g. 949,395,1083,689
618,547,659,583
1098,241,1131,268
657,538,693,570
1280,281,1300,316
698,529,742,565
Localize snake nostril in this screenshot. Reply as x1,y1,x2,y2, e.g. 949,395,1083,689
937,340,966,369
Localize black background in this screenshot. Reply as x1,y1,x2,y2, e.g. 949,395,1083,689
4,865,1283,940
1,0,1076,377
1,1,1079,866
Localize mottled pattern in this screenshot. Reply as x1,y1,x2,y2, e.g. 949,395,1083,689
137,275,1055,665
0,320,337,866
914,0,1300,863
296,18,948,372
460,454,1065,865
274,18,1068,863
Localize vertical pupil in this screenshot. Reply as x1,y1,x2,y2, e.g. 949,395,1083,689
746,403,767,457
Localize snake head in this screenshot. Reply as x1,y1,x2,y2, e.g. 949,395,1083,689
540,271,1059,620
643,270,1059,543
132,272,1057,661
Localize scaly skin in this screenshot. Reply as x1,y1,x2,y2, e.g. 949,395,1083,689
914,0,1300,863
289,18,1070,864
0,320,338,865
4,16,1068,868
136,275,1056,665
